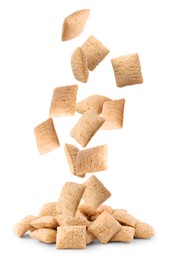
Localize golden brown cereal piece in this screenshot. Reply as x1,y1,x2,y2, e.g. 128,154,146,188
88,211,121,244
101,99,125,130
49,85,78,117
13,215,36,237
71,47,89,83
56,214,90,227
57,182,85,217
34,118,60,155
76,145,107,176
97,204,114,214
29,228,57,244
86,230,96,244
82,35,110,71
112,209,137,227
70,111,105,147
90,214,100,221
111,226,135,243
111,53,143,87
38,202,57,217
134,222,154,238
76,95,111,115
64,143,82,177
56,226,86,249
31,216,58,229
83,175,111,209
62,9,90,41
79,204,100,217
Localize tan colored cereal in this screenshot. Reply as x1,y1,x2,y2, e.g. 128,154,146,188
86,230,96,244
90,214,100,221
71,47,89,83
111,53,143,87
134,222,154,239
88,211,121,243
82,35,110,71
29,228,57,244
62,9,90,41
83,175,111,209
39,202,57,217
101,99,125,130
57,226,86,249
111,226,135,243
112,209,137,227
79,204,100,217
34,118,60,155
64,143,79,176
31,216,58,229
13,215,36,237
76,95,111,115
70,111,105,147
76,145,107,176
49,85,78,117
56,214,90,227
57,182,85,217
97,204,114,214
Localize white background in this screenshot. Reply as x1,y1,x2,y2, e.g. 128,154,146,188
0,0,169,259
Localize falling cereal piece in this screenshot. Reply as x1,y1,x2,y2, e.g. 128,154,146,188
81,35,110,71
56,226,86,249
29,228,57,244
31,216,58,229
56,214,90,227
13,215,36,237
111,226,135,243
86,230,96,244
134,222,154,239
38,202,57,217
111,53,143,87
101,99,125,130
112,209,137,228
49,85,78,117
70,111,105,147
64,143,81,176
62,9,90,41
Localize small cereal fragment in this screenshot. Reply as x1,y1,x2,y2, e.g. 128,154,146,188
83,175,111,209
82,35,110,71
38,202,57,217
34,118,60,155
79,204,100,217
56,226,86,249
57,182,85,217
70,111,105,147
62,9,90,41
76,95,111,115
76,145,107,176
49,85,78,117
29,228,57,244
97,204,114,214
64,143,79,176
31,216,58,229
88,211,121,243
56,214,90,227
111,53,143,87
71,47,89,83
13,215,36,237
134,222,154,239
101,99,125,130
86,230,96,244
112,209,137,227
111,226,135,243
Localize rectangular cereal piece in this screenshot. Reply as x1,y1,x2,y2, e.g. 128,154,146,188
56,214,90,227
38,202,57,217
29,228,57,244
64,143,79,175
112,209,137,227
70,111,105,147
13,215,36,237
31,216,58,229
134,222,154,238
111,226,135,243
56,226,86,249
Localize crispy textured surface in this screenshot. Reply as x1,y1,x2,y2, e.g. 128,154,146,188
111,226,135,243
62,9,90,41
82,35,110,71
83,175,111,209
29,228,57,243
111,53,143,87
57,226,86,249
134,222,154,238
38,202,57,217
64,143,79,175
31,216,58,229
76,145,107,176
13,215,36,237
101,99,125,130
97,204,114,214
79,203,99,217
86,230,96,244
112,209,137,227
56,214,90,227
49,85,78,117
88,211,121,243
76,95,111,115
34,118,60,155
70,111,105,147
57,182,85,217
71,47,89,83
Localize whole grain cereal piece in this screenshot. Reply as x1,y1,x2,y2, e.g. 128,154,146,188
101,99,125,130
49,85,78,117
76,145,107,176
76,95,111,115
83,175,111,209
64,144,80,176
71,47,89,83
56,214,90,227
56,226,86,249
134,222,154,239
79,203,100,217
82,35,110,71
57,182,85,217
70,111,105,147
31,216,58,229
34,118,60,155
29,228,57,244
13,215,36,237
112,209,137,228
111,53,143,87
97,204,114,214
86,230,96,244
88,211,121,244
38,202,57,217
62,9,90,41
111,226,135,243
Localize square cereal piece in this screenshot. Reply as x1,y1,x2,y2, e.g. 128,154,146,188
70,111,105,147
49,85,78,117
111,226,135,243
34,118,60,155
56,226,86,249
83,175,111,209
88,211,121,243
111,53,143,87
